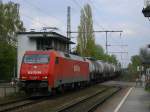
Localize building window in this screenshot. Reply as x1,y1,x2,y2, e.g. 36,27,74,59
36,39,52,50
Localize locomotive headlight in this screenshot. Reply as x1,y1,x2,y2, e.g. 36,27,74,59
21,76,27,79
42,76,48,80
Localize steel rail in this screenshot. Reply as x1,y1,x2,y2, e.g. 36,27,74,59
55,87,121,112
0,97,47,112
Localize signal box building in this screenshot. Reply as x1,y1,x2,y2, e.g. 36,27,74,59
17,31,74,77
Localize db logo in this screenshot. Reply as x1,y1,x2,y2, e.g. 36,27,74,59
74,65,80,72
33,66,37,69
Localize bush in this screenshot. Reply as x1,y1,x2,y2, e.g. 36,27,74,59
0,41,16,80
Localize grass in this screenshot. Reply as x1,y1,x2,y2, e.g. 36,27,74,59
145,83,150,92
145,87,150,92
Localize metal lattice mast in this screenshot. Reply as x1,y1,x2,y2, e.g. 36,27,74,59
67,6,71,52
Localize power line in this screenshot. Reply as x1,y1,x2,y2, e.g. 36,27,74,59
69,30,123,54
70,0,127,67
73,0,88,17
1,0,48,29
107,44,128,47
73,0,83,9
80,0,105,30
109,52,128,54
21,11,65,35
21,13,47,27
88,0,105,30
24,0,61,20
71,0,105,30
23,0,64,27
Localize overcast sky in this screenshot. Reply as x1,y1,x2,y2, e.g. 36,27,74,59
4,0,150,67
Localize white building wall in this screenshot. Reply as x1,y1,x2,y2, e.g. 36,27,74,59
17,34,36,78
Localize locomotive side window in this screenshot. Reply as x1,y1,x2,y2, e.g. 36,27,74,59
23,54,50,64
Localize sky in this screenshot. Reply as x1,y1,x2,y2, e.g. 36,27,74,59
3,0,150,67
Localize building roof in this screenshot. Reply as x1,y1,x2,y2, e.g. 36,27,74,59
17,31,75,44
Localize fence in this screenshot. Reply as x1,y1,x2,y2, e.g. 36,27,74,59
0,85,18,97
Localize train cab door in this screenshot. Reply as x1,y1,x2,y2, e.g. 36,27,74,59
54,56,63,88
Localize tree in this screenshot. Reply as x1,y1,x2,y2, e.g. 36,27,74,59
131,55,141,71
102,54,118,65
0,41,16,80
76,4,119,65
93,44,105,60
108,55,118,65
0,1,24,80
77,4,95,57
0,1,25,46
126,55,142,81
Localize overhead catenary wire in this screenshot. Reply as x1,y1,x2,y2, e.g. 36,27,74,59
1,0,47,27
89,0,128,66
22,0,65,32
21,12,47,27
88,0,106,30
23,0,63,22
66,0,80,12
72,0,105,30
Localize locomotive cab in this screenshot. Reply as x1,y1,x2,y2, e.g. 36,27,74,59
19,51,51,94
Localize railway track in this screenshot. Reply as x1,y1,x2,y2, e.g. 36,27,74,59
55,87,121,112
0,86,121,112
0,97,47,112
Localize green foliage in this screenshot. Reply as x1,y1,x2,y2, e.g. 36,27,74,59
130,55,141,71
76,4,119,65
0,1,25,45
105,54,118,65
0,41,16,80
0,1,24,80
126,55,142,81
77,4,95,57
92,44,104,60
118,68,137,81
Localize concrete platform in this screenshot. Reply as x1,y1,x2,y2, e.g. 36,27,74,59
96,81,150,112
95,87,130,112
101,81,135,87
118,87,150,112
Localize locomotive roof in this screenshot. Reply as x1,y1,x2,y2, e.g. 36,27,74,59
25,50,53,54
17,31,75,44
24,50,86,62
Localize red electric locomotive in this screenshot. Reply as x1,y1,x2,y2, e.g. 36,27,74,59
19,50,89,95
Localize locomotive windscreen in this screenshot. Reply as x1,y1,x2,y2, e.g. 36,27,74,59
23,54,49,64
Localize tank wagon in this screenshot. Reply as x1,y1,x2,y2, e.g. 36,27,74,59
19,50,120,95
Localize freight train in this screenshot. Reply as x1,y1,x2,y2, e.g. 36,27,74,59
19,50,120,95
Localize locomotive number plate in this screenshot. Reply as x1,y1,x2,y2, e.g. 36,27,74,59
30,76,38,80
